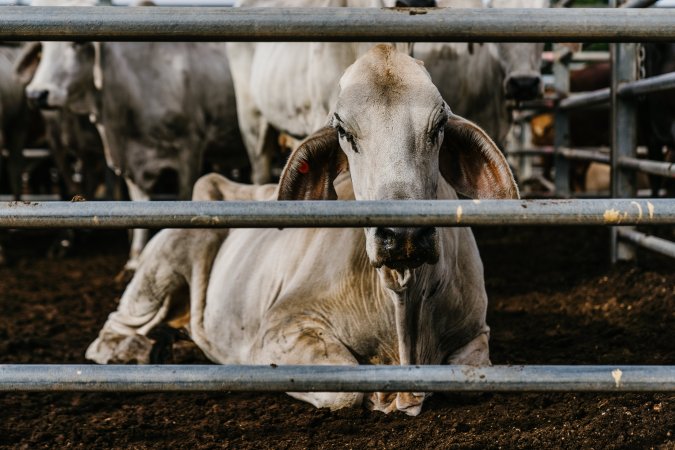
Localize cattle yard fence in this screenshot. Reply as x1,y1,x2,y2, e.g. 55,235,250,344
0,4,673,394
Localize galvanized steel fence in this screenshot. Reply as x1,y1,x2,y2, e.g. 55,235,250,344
0,3,673,394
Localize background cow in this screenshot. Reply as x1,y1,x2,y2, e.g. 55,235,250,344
87,45,518,417
413,0,548,149
226,0,435,185
20,0,249,270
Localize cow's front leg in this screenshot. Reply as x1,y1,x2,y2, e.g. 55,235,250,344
124,177,150,271
251,316,363,411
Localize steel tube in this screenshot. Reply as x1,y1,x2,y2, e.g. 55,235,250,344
0,199,673,228
618,72,675,97
619,156,675,178
617,228,675,258
560,148,611,164
0,365,672,392
559,88,610,110
2,7,675,42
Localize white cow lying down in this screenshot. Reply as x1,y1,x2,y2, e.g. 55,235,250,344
87,44,518,416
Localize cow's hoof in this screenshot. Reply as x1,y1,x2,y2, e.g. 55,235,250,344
396,392,426,416
85,332,154,364
365,392,398,414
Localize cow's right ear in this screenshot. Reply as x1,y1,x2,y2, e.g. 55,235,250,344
277,127,348,200
14,42,42,85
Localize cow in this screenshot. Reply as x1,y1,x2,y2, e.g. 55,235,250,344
226,0,436,185
413,0,548,149
19,0,249,270
86,44,518,416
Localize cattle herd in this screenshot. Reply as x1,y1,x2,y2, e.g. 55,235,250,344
0,0,672,422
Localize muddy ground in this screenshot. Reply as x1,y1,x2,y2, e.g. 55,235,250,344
0,226,672,449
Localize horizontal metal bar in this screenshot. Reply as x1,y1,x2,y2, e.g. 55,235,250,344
619,156,675,177
618,71,675,97
507,148,554,156
560,148,611,163
2,7,675,42
0,365,672,392
0,199,673,228
559,87,610,110
618,228,675,258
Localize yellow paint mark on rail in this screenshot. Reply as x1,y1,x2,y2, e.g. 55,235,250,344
456,206,463,224
612,368,623,388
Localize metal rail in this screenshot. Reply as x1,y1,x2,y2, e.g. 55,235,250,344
617,71,675,97
620,156,675,178
2,7,675,42
0,365,672,392
0,199,673,228
618,228,675,258
560,148,611,164
559,88,610,110
558,72,675,111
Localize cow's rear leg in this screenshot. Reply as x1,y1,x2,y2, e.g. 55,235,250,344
250,318,363,411
86,227,226,364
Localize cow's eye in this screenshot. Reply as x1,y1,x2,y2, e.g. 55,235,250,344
335,125,358,153
430,121,445,144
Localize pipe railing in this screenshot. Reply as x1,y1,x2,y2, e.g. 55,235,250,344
560,148,611,163
619,156,675,178
617,228,675,258
617,71,675,97
1,365,673,392
0,199,673,229
2,7,675,42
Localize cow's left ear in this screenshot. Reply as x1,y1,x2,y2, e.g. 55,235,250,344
439,114,519,199
14,41,42,85
278,127,349,200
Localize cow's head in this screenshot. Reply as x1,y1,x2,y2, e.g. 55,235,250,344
279,44,517,273
14,0,108,113
486,0,548,101
15,40,97,113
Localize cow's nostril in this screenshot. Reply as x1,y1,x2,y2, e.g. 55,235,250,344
505,76,542,101
413,227,436,241
375,227,399,251
396,0,436,7
26,90,50,108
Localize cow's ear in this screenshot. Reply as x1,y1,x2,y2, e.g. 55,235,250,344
14,42,42,85
278,127,348,200
439,114,519,199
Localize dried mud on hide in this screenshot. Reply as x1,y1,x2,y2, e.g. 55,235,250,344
0,227,673,449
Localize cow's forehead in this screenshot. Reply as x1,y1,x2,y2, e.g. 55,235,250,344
337,45,442,124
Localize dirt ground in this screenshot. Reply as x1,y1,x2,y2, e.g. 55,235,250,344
0,226,672,449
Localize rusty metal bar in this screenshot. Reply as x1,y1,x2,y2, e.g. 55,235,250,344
1,7,675,42
0,365,672,392
0,199,672,228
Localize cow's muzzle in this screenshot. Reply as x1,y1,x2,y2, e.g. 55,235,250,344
373,226,439,270
504,75,542,101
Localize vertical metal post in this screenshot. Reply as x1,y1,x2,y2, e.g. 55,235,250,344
553,46,571,198
610,1,639,263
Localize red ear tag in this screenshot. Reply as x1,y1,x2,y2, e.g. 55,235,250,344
298,160,310,174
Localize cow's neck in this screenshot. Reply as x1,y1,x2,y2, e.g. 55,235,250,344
377,260,449,366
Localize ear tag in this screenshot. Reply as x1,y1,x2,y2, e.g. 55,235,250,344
298,160,310,174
